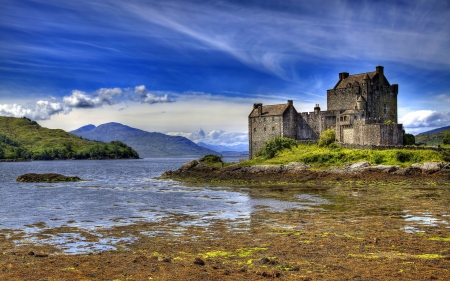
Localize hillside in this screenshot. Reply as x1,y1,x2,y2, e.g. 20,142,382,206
0,117,139,160
415,125,450,146
71,123,217,157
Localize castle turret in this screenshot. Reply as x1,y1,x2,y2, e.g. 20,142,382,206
356,95,366,110
314,104,320,114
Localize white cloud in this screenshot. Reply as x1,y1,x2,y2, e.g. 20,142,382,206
0,100,69,120
400,110,450,131
63,88,122,108
134,85,175,104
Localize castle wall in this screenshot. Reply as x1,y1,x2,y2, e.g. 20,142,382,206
356,124,403,145
366,85,398,123
249,115,284,158
327,88,362,111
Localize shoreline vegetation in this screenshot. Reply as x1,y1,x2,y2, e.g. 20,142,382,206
0,116,139,161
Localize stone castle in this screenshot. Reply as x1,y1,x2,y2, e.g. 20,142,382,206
248,66,404,158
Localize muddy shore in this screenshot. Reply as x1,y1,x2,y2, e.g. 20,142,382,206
1,162,450,280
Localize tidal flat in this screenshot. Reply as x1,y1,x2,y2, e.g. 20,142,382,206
1,179,450,281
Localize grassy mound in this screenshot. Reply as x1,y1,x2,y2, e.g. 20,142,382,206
244,143,447,168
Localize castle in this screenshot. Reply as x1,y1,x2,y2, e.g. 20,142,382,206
248,66,404,158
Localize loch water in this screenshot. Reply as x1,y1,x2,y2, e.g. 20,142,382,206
0,157,323,232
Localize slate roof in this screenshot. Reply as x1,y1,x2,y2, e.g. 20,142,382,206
334,72,377,89
249,103,289,117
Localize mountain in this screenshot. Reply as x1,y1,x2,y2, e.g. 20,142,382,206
71,122,218,157
416,125,450,136
0,117,139,160
197,142,248,154
415,125,450,146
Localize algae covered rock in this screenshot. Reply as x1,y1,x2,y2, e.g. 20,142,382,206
16,173,81,182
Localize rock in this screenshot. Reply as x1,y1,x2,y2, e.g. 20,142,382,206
244,165,283,174
284,162,310,171
349,162,371,169
421,162,443,174
367,165,398,173
193,257,205,266
179,160,198,171
393,167,422,176
16,173,81,182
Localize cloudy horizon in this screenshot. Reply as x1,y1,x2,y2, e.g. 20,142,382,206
1,0,449,139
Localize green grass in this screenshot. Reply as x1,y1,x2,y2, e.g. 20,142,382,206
242,143,446,168
0,116,139,160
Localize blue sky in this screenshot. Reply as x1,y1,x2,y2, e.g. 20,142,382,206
1,0,450,146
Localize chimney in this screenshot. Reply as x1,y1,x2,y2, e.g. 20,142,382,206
314,104,320,114
376,66,384,84
253,103,262,116
376,66,384,75
287,100,293,106
339,72,349,80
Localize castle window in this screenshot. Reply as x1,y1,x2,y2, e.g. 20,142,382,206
383,104,387,114
272,127,275,131
253,128,256,132
264,127,266,132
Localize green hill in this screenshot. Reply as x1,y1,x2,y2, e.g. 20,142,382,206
0,116,139,160
415,126,450,146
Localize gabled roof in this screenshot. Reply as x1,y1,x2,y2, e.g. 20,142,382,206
249,103,290,117
334,71,377,89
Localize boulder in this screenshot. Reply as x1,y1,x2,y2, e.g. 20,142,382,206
349,162,371,169
284,162,311,171
421,162,443,174
179,160,198,171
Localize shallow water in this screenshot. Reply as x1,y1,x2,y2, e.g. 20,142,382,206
0,158,328,253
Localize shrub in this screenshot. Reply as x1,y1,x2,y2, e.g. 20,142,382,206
318,129,336,147
199,154,222,164
443,131,450,145
259,137,298,159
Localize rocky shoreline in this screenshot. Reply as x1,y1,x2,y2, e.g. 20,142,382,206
161,160,450,184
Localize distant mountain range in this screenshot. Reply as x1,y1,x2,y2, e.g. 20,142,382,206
71,123,217,157
415,125,450,146
197,142,248,155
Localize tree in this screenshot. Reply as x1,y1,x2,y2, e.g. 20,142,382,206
403,133,415,145
443,131,450,145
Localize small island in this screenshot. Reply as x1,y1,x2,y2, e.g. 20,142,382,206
16,173,81,182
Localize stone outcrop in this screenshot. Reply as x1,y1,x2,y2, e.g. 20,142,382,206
161,161,450,184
